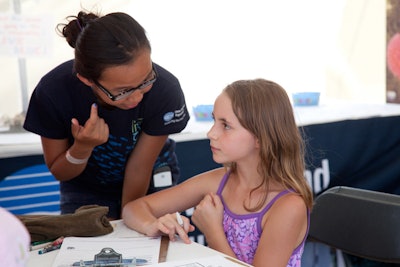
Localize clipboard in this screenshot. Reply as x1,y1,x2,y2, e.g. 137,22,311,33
72,247,139,266
72,236,169,266
52,236,161,267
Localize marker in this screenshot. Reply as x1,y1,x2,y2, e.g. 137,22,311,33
38,243,62,254
51,236,65,246
30,240,53,251
176,211,184,227
38,236,64,254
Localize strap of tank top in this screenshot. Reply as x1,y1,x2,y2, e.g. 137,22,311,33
216,171,230,195
259,189,293,214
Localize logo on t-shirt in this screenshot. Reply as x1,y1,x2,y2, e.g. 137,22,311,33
163,112,174,122
163,105,187,125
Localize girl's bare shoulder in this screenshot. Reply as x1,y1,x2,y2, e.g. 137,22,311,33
270,192,307,219
183,167,227,191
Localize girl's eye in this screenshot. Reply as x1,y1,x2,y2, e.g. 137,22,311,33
223,123,231,130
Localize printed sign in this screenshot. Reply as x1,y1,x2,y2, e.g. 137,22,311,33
0,13,52,57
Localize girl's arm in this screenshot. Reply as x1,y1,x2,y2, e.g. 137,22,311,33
122,189,195,243
253,194,308,267
121,133,168,209
122,169,225,243
41,103,109,181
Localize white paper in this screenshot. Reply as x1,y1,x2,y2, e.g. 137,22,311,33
51,236,161,267
145,255,252,267
107,220,146,238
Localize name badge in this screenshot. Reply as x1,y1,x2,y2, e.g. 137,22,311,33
153,166,172,187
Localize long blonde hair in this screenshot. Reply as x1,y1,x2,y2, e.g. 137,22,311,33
224,79,313,211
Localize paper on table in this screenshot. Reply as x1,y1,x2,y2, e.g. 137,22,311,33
51,236,161,267
145,255,252,267
107,219,146,238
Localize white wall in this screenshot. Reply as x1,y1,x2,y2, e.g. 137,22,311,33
0,0,386,127
325,0,386,102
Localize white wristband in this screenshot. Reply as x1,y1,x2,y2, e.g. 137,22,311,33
65,150,89,164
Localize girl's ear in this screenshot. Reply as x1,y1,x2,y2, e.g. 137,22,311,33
255,138,260,149
76,73,94,87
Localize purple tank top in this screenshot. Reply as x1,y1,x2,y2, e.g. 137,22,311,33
216,172,309,266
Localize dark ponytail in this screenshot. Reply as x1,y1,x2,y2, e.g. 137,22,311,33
56,11,98,49
56,11,151,81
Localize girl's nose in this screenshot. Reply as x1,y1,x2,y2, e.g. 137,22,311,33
207,124,217,140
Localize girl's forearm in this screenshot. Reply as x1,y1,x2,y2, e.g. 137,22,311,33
204,230,236,258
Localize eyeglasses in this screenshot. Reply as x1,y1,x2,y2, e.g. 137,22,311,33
94,65,157,101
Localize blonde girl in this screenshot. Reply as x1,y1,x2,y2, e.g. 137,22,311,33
123,79,313,267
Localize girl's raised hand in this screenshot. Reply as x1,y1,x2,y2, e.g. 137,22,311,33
192,193,224,236
71,103,109,148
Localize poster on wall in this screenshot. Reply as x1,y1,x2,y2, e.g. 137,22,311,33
0,14,52,58
387,0,400,103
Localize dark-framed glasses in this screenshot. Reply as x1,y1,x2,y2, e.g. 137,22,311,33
94,65,157,101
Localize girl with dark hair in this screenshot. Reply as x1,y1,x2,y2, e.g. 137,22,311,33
23,11,190,219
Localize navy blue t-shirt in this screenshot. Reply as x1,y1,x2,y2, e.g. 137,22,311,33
24,60,189,208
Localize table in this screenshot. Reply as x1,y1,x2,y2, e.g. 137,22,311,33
27,220,244,267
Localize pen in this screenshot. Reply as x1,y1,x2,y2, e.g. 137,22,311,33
31,239,53,246
175,211,184,227
51,236,65,246
30,240,53,251
38,243,62,254
38,236,64,254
